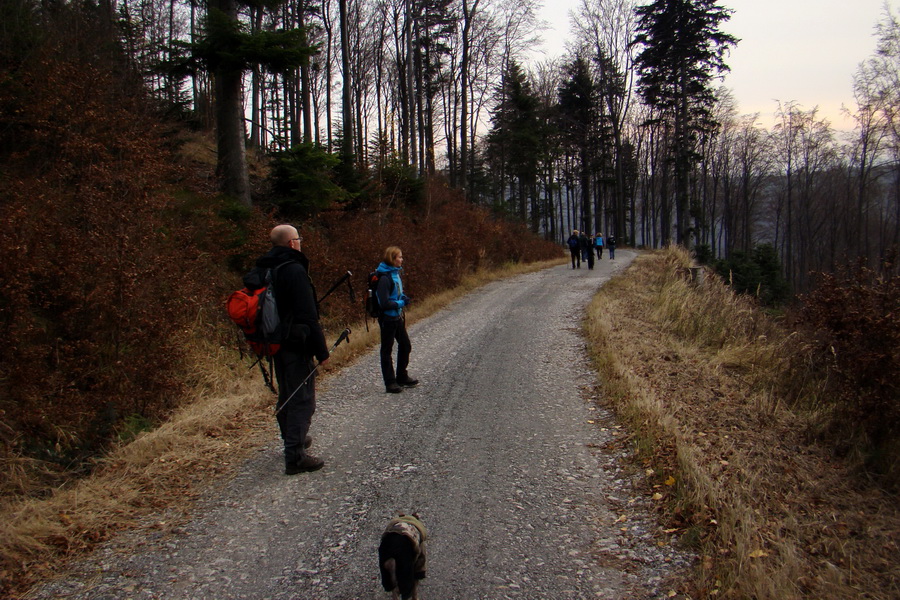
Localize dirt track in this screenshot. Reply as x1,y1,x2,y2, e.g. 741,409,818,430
28,250,693,600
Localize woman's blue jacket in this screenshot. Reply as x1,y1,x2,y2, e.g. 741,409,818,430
375,262,405,318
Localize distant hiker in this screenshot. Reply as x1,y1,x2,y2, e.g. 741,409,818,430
586,238,595,270
579,230,591,264
566,230,581,269
607,235,617,260
376,246,418,394
594,232,604,259
254,224,329,475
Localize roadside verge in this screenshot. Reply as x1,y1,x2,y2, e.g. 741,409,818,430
584,247,899,600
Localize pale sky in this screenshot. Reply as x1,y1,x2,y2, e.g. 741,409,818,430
534,0,892,130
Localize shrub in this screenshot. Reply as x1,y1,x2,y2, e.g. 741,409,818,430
0,9,234,485
794,265,900,487
714,243,790,306
368,158,426,211
692,243,713,265
268,143,348,218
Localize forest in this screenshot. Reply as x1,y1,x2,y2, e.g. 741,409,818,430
77,0,900,294
1,0,899,596
2,0,899,483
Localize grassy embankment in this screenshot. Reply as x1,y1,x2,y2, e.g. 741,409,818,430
585,247,899,599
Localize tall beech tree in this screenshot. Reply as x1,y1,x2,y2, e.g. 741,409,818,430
633,0,737,246
574,0,638,243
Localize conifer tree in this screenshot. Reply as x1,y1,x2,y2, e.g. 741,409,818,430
487,61,545,226
194,0,313,206
633,0,737,245
558,57,599,233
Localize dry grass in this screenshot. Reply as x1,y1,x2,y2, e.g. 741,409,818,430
0,256,564,599
585,247,900,599
0,339,272,597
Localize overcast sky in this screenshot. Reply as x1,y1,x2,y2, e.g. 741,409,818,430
533,0,892,130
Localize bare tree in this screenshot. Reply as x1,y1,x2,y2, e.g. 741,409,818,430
848,64,889,265
572,0,637,243
856,5,900,253
459,0,480,193
339,0,353,166
772,103,838,290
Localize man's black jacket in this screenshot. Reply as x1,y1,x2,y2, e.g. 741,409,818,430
254,245,329,362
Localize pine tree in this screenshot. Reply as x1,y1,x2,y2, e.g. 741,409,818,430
193,0,314,206
558,57,600,234
633,0,737,246
487,61,545,226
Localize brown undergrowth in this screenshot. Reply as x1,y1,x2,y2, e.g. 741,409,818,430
585,247,900,600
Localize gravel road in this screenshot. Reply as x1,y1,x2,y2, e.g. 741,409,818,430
29,250,692,600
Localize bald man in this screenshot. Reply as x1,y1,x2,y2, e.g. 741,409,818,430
254,224,329,474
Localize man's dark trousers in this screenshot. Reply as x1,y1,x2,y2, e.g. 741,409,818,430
274,349,316,467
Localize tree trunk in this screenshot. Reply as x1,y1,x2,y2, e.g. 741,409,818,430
460,0,478,194
339,0,353,163
299,0,313,144
211,0,251,206
323,0,334,150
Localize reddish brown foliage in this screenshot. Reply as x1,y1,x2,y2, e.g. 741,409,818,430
230,184,562,331
794,264,900,485
0,17,230,475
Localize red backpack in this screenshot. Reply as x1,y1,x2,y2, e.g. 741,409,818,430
226,264,288,358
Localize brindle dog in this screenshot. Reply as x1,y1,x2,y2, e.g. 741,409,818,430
378,513,428,600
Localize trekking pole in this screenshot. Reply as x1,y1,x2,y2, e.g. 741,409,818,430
317,271,354,305
274,327,352,416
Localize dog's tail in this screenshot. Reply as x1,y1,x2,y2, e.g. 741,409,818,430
381,557,398,592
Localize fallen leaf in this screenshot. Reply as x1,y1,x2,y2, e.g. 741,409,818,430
748,549,769,558
665,475,676,486
652,492,664,501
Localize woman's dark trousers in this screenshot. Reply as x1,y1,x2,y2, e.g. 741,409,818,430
379,316,411,385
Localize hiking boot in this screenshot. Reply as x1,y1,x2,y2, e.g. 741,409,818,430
285,454,324,475
303,435,313,449
397,376,419,387
385,382,403,393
